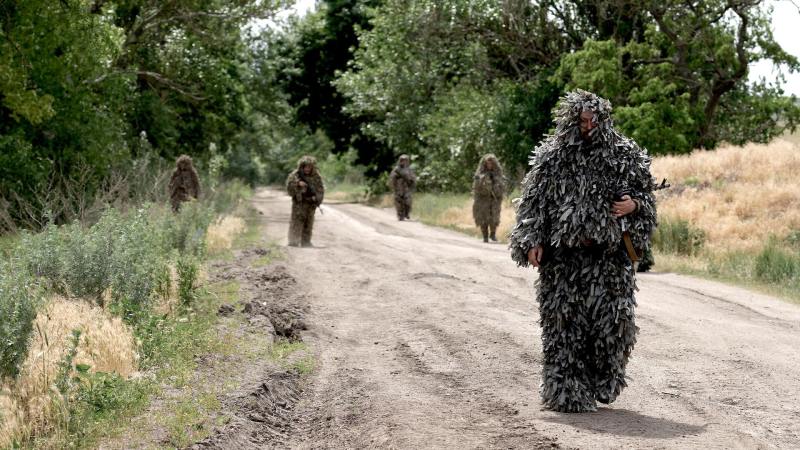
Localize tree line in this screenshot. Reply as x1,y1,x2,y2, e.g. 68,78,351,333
277,0,799,191
1,0,798,227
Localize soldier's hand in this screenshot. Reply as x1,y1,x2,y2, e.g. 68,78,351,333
299,180,308,188
611,195,635,218
311,196,316,203
527,246,543,268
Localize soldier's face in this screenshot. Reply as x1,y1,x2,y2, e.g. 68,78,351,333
179,162,187,170
400,158,408,166
303,165,313,175
486,160,493,170
579,109,597,139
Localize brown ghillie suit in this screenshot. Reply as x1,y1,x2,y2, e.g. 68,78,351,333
387,154,416,220
286,156,325,247
168,155,201,212
472,154,505,242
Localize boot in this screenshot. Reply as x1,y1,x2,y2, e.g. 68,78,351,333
490,232,498,242
483,234,489,243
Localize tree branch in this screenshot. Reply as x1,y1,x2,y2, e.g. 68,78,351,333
87,69,210,101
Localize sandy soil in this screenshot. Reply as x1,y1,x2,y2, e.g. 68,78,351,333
230,188,800,449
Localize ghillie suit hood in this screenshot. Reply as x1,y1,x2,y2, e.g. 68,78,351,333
474,154,504,178
507,90,659,413
509,90,658,264
387,154,416,196
287,155,325,206
472,154,505,228
169,154,201,211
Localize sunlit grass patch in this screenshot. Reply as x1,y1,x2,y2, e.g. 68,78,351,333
647,139,800,305
206,216,246,254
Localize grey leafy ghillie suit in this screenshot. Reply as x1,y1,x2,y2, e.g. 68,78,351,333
286,156,325,247
509,90,659,413
387,154,416,220
168,154,201,212
472,154,505,241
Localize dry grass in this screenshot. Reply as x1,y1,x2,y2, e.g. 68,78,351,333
652,139,800,250
206,215,246,254
0,297,138,447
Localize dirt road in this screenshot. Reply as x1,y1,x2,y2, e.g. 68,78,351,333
248,188,800,449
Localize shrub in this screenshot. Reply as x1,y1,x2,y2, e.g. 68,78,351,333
61,211,118,305
158,202,213,258
755,239,798,283
177,256,200,306
0,270,40,379
19,222,65,289
653,216,706,256
108,208,161,309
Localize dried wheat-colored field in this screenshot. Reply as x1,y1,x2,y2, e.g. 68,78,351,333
651,139,800,250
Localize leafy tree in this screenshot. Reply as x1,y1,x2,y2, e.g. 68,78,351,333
0,0,288,228
555,0,800,153
273,0,391,175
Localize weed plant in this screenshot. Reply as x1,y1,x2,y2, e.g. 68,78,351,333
653,216,706,256
0,270,40,379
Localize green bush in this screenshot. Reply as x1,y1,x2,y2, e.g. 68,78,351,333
177,256,200,306
755,239,798,283
108,209,162,310
20,222,65,290
158,202,213,258
653,217,706,256
0,270,40,379
61,211,118,306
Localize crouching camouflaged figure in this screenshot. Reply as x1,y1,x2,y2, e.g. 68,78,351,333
472,154,506,242
387,154,416,220
286,156,325,247
509,90,659,413
168,155,201,213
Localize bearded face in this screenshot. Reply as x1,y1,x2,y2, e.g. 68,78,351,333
579,109,598,140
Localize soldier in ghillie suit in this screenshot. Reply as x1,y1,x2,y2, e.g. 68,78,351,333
286,156,325,247
508,90,659,413
168,155,201,213
387,154,416,221
472,154,506,243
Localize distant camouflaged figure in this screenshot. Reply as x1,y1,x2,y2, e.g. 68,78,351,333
509,90,659,413
472,154,506,242
168,154,201,212
286,156,325,247
387,154,416,220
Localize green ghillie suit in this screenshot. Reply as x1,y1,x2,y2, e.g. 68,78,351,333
286,156,325,247
387,154,416,220
509,90,659,413
472,154,506,242
168,155,201,213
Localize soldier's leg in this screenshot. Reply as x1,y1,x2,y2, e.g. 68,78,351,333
489,225,498,241
590,251,638,404
481,225,489,242
394,196,404,220
405,196,412,219
288,204,304,247
538,252,597,413
301,207,316,247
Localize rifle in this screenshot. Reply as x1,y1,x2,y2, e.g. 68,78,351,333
297,170,323,214
614,178,670,261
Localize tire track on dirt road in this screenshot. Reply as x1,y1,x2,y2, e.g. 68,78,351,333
247,188,800,449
